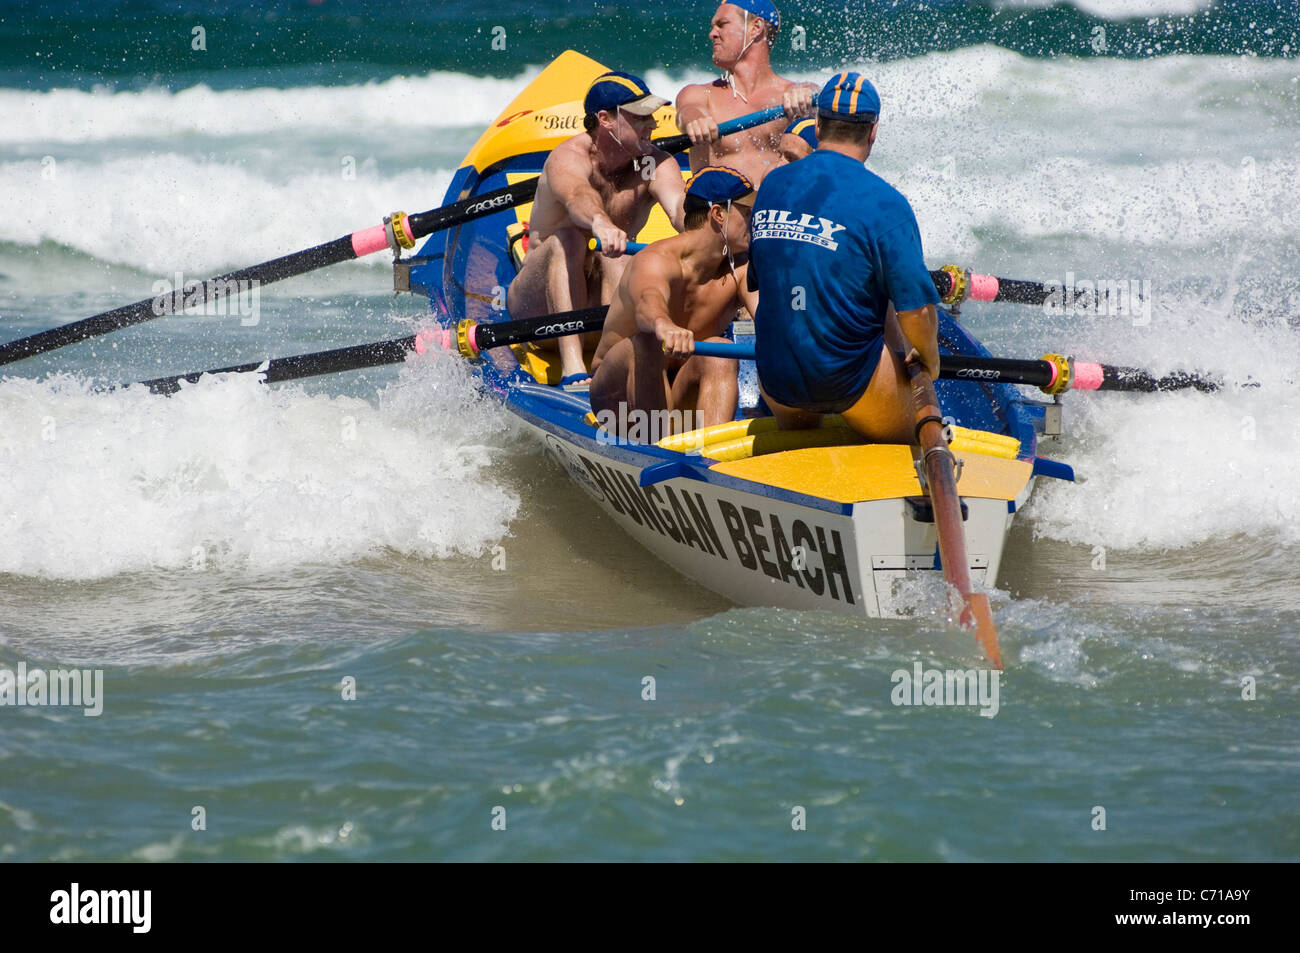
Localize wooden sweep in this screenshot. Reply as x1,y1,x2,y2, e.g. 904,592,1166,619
903,355,1004,670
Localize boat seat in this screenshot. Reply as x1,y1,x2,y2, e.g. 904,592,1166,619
581,411,1022,462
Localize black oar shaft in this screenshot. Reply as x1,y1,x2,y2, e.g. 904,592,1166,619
407,180,539,241
939,354,1219,393
135,309,613,394
939,354,1056,388
0,236,357,367
472,306,607,350
930,269,1053,306
140,335,417,395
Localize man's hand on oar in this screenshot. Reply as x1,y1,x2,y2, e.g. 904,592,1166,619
1,107,785,368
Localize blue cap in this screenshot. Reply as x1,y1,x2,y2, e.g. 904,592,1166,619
729,0,780,32
784,117,818,150
584,71,670,117
817,72,880,123
686,166,755,204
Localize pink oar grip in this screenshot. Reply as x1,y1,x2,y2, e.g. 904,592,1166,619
413,329,454,355
351,224,389,257
969,273,999,302
1073,362,1105,391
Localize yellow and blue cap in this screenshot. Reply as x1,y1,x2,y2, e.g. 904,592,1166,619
784,117,818,150
686,166,755,204
817,72,881,123
729,0,780,32
584,71,670,117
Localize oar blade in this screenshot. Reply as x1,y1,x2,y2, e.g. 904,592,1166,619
962,592,1003,671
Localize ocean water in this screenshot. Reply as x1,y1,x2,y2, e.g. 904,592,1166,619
1,0,1298,862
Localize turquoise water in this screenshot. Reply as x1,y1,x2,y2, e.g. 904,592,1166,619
1,1,1298,861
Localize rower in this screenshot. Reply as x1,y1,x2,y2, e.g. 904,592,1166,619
589,167,758,440
675,0,817,185
778,117,817,163
748,72,942,444
505,71,686,387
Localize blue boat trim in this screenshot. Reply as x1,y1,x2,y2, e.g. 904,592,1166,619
1032,456,1076,482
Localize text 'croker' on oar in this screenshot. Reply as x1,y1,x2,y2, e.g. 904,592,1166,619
1,106,786,368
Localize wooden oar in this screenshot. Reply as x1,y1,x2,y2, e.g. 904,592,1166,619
902,349,1003,670
0,107,784,368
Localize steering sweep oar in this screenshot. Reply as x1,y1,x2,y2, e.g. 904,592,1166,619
2,107,785,368
902,349,1004,669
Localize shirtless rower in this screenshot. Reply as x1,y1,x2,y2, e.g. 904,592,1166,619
589,167,757,440
506,71,686,386
675,0,817,185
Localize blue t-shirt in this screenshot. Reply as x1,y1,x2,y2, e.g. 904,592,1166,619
750,150,938,409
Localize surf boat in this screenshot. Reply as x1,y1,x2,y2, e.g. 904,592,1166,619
401,51,1074,618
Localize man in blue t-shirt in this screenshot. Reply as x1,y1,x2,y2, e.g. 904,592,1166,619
748,72,940,443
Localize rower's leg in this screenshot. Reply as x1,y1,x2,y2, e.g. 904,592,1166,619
590,337,633,434
839,344,915,444
591,335,669,440
669,338,738,430
630,331,670,417
551,228,594,380
505,227,591,381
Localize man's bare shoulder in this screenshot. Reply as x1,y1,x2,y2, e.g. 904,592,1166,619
675,79,728,106
631,239,686,286
543,133,595,172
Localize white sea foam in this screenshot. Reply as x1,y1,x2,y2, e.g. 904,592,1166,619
3,49,1295,275
0,69,539,144
0,154,452,272
996,0,1215,18
0,347,519,580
